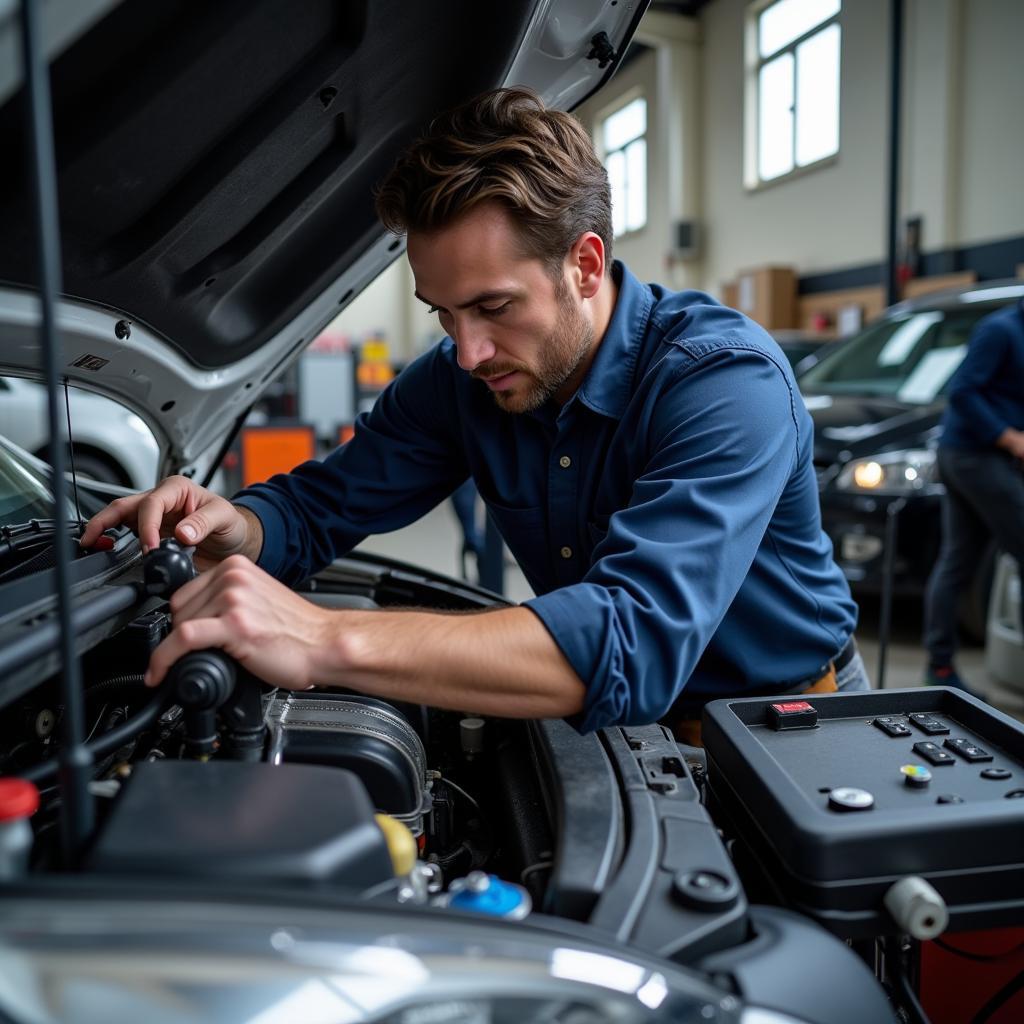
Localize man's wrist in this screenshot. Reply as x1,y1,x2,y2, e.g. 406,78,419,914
232,503,266,562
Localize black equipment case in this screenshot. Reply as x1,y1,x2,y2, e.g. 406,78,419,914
702,687,1024,938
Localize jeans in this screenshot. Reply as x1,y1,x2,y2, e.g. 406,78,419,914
836,645,872,691
924,446,1024,667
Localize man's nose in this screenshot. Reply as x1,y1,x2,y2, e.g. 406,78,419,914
453,319,496,371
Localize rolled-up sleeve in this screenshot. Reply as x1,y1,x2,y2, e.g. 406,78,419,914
234,344,466,586
526,346,800,733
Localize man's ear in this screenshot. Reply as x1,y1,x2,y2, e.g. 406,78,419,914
569,232,606,300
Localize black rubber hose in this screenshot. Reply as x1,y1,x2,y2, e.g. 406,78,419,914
84,674,147,700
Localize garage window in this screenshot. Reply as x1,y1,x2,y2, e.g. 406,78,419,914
745,0,841,187
599,95,647,237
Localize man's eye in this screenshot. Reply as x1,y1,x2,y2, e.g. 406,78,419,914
481,303,510,317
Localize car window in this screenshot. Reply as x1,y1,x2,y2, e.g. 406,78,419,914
799,307,992,402
0,439,76,525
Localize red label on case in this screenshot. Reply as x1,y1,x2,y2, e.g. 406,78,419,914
771,701,814,714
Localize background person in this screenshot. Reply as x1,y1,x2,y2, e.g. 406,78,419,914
923,298,1024,691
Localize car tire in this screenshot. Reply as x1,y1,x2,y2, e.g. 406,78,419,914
68,450,128,487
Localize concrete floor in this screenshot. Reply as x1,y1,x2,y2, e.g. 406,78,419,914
356,501,1013,712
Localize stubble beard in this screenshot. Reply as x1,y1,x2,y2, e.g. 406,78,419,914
490,289,594,414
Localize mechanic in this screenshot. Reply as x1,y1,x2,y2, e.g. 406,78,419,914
923,297,1024,691
81,87,865,739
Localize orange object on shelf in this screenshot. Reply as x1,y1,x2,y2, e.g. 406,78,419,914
239,425,317,486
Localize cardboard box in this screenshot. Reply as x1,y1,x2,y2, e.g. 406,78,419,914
735,266,797,329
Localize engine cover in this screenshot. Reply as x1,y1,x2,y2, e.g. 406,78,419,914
89,760,392,888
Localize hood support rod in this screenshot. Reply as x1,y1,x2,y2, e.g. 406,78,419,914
19,0,94,866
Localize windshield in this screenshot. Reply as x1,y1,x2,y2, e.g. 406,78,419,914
0,438,79,527
799,306,995,403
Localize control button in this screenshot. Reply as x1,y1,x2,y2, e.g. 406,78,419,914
558,455,572,469
828,787,874,812
1005,790,1024,799
943,738,993,763
909,714,950,736
874,717,912,738
912,741,956,766
559,546,573,559
937,794,964,804
981,768,1012,781
768,700,818,730
900,764,932,789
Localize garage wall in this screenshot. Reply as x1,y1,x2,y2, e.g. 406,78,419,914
700,0,888,293
955,0,1024,246
700,0,1024,296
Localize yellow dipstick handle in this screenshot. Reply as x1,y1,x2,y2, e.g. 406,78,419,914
375,813,417,877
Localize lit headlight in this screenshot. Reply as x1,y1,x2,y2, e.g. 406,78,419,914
835,449,938,495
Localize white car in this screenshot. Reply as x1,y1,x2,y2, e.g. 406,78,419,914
0,375,158,489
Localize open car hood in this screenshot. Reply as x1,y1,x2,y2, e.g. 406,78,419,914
0,0,646,478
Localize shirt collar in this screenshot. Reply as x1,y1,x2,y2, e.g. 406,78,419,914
572,261,653,420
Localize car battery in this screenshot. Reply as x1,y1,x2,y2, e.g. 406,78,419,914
702,688,1024,939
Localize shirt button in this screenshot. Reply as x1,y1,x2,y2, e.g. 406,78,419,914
560,546,573,559
559,455,572,469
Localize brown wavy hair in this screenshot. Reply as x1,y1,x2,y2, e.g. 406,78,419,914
375,87,612,276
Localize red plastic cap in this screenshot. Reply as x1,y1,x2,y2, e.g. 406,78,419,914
0,779,40,820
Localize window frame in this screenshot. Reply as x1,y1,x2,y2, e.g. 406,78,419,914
743,0,842,191
595,89,649,240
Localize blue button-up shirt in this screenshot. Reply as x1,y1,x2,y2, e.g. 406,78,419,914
941,300,1024,451
235,262,856,733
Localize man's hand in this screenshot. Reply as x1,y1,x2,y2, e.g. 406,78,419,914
79,475,263,570
145,555,336,689
996,427,1024,461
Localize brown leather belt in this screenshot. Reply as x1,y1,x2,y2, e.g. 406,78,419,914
673,638,855,749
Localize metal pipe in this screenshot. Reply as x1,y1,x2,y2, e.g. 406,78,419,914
877,497,907,690
885,0,905,306
18,0,94,865
0,583,141,678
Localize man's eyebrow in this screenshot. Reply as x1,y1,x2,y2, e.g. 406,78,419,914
414,289,519,310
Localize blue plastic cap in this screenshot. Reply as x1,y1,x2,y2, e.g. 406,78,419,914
448,876,527,917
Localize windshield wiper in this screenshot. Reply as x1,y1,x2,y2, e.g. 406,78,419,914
0,519,87,578
0,517,84,547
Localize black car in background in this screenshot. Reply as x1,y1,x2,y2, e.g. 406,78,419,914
799,280,1024,633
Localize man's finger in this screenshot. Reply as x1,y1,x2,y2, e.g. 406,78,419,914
167,563,226,620
135,487,188,553
144,617,231,687
79,497,141,548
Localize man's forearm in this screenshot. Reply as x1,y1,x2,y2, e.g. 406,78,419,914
316,605,587,720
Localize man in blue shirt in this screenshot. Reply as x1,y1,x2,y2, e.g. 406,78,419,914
81,88,862,735
923,299,1024,689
